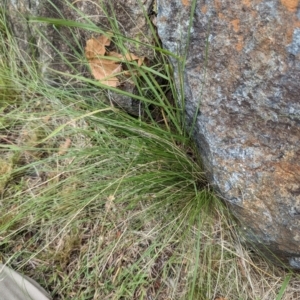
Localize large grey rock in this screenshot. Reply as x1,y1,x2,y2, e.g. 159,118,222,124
157,0,300,267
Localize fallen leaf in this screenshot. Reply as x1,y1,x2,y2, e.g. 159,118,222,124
108,51,140,62
107,51,124,59
124,52,140,62
118,52,145,75
85,35,110,59
85,34,145,87
85,35,121,87
88,58,121,87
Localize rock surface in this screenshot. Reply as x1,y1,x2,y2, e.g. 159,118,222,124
157,0,300,267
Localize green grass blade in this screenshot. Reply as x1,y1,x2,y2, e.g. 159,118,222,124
276,274,292,300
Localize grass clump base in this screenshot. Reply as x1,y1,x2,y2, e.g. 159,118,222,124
1,1,300,299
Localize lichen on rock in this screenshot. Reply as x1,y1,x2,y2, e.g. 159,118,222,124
157,0,300,267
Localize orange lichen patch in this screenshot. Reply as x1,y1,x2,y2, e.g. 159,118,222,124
284,16,300,44
272,161,300,185
235,35,244,51
201,5,208,13
214,0,222,11
251,10,258,17
242,0,251,7
218,12,225,19
181,0,190,6
259,38,274,50
281,0,299,12
230,19,240,32
286,28,295,44
293,14,300,29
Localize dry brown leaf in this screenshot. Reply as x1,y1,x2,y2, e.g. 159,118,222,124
124,52,140,62
85,34,144,87
85,35,121,86
88,59,121,87
58,138,71,155
107,51,124,59
137,57,144,67
122,52,145,76
85,35,110,59
108,51,144,76
109,51,144,66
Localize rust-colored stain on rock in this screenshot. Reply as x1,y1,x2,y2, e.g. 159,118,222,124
242,0,251,6
230,19,240,32
281,0,299,11
251,10,258,17
287,28,294,44
214,0,222,11
295,20,300,28
285,17,300,44
218,12,225,19
181,0,190,6
201,5,208,13
157,0,300,267
273,161,300,185
235,35,244,51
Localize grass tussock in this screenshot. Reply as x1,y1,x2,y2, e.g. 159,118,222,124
1,1,300,299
